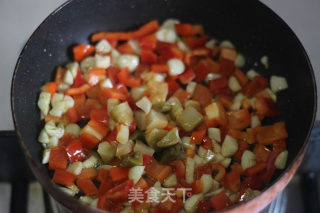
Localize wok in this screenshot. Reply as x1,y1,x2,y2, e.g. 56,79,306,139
11,0,317,212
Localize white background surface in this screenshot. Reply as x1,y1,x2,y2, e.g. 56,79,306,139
0,0,319,130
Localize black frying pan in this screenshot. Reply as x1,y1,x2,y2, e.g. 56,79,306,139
11,0,317,212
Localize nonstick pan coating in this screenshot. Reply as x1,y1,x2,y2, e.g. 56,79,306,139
11,0,316,212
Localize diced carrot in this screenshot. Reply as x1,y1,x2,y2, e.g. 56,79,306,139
80,133,101,150
151,64,169,72
91,20,159,42
49,147,68,170
65,84,91,96
141,49,157,64
145,160,172,183
73,44,95,61
134,177,149,190
221,170,241,193
190,129,207,145
172,88,191,105
117,42,134,54
77,168,98,180
77,178,98,196
88,68,106,86
219,94,233,109
254,144,272,163
191,180,203,194
52,169,76,187
109,167,129,183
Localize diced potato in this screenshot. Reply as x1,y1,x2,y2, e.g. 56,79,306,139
186,157,195,184
116,124,129,144
128,40,141,55
130,87,147,101
66,62,79,78
201,174,215,193
163,173,178,187
129,166,145,184
97,142,116,163
168,59,185,76
274,150,288,169
205,73,222,83
136,96,152,114
63,70,74,85
231,93,245,110
145,128,168,150
221,135,238,157
94,54,111,69
116,54,139,72
134,110,147,130
156,28,177,43
186,81,197,95
184,193,204,213
221,158,232,168
134,140,155,156
251,115,261,128
44,121,64,138
65,123,81,137
260,55,269,69
111,102,133,125
208,128,221,142
246,69,259,80
100,78,113,88
95,39,112,54
198,147,215,164
241,150,256,170
80,56,95,74
235,53,245,68
270,75,288,93
37,92,51,116
152,182,163,206
146,110,168,130
82,153,100,168
116,140,134,157
108,118,117,131
107,99,120,114
42,149,50,164
67,161,83,175
79,196,93,205
228,76,242,92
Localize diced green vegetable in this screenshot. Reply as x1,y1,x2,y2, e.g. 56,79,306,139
130,130,145,141
157,128,181,148
134,140,155,156
184,100,201,111
153,102,172,113
169,104,183,121
159,143,184,164
177,106,204,132
145,128,168,151
97,142,116,163
120,152,143,167
110,102,133,125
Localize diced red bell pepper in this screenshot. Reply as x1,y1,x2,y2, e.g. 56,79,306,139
77,178,98,196
175,24,204,36
99,87,127,101
42,82,58,98
65,84,91,96
73,44,95,61
242,76,269,97
117,42,134,54
192,84,212,107
169,160,185,179
97,195,112,210
241,176,263,190
106,66,121,85
234,69,248,87
197,200,211,213
182,35,209,49
194,62,210,82
166,79,181,97
219,94,233,109
77,168,98,179
49,147,68,170
80,133,100,150
88,119,109,138
52,169,76,187
230,163,244,175
273,139,287,153
66,107,80,123
194,164,212,180
253,144,271,163
145,160,173,183
228,129,255,144
98,180,113,197
190,129,207,145
110,167,129,183
96,169,109,183
233,140,249,162
212,87,232,97
117,67,141,88
151,64,169,72
54,66,66,84
221,170,241,193
139,34,157,50
65,140,86,163
88,68,106,86
178,68,195,84
73,68,85,88
227,109,251,130
155,41,184,61
245,162,267,177
58,133,77,148
260,151,279,183
210,191,233,211
211,163,226,181
105,179,134,202
209,77,228,92
255,122,288,145
218,58,234,77
255,97,280,117
90,109,108,127
141,49,158,64
103,128,118,143
202,136,213,150
143,154,154,166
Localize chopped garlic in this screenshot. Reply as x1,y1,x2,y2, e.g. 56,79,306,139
116,54,139,72
275,150,288,169
270,75,288,93
37,92,51,116
241,150,256,170
246,69,259,80
168,59,185,76
38,129,49,144
94,54,111,69
63,70,74,85
235,53,245,68
251,115,261,128
221,135,238,157
128,40,141,55
260,55,269,69
100,78,113,88
220,40,235,49
205,39,217,49
65,123,81,137
228,76,242,92
42,149,50,164
44,121,64,138
66,62,79,78
186,81,197,95
80,56,94,74
156,28,177,43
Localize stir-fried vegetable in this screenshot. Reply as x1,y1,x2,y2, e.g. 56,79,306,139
37,19,289,212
